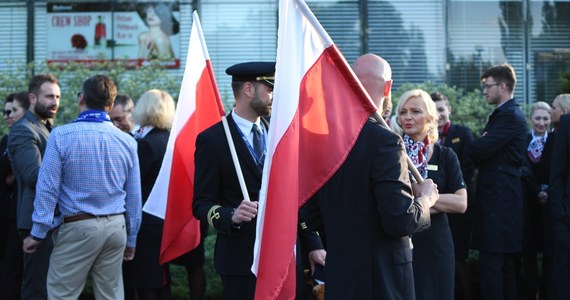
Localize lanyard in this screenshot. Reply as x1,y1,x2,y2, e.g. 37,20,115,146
234,122,265,167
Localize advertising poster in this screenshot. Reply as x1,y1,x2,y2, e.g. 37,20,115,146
47,2,180,68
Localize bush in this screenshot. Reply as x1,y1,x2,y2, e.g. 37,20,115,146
0,60,182,136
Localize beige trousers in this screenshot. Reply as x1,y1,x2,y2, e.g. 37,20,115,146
47,214,127,300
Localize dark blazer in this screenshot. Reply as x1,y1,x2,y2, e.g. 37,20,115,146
304,120,431,300
137,128,169,225
138,128,169,201
127,128,170,287
7,111,51,231
193,113,267,276
549,114,570,226
471,99,527,252
547,114,570,300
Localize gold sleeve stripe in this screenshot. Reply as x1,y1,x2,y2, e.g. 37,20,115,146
207,205,222,227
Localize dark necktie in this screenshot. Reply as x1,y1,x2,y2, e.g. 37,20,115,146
252,124,264,164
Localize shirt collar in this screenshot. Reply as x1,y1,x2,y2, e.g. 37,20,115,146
232,109,262,135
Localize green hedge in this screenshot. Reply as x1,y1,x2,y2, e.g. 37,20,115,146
0,60,182,137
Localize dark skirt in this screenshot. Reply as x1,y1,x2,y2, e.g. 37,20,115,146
125,213,170,288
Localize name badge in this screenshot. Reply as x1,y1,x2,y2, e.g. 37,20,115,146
427,164,438,171
452,138,461,143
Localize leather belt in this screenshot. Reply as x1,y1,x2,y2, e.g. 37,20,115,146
63,213,123,224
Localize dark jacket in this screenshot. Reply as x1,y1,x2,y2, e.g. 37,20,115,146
7,111,51,231
471,98,527,252
193,113,268,276
304,120,431,300
138,128,169,226
549,114,570,227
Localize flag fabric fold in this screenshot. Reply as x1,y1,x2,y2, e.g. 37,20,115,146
252,0,377,298
143,11,225,264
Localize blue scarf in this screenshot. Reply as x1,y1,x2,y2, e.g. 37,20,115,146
74,110,111,123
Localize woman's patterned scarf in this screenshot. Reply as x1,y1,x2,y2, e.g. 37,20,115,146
404,134,429,179
527,130,547,164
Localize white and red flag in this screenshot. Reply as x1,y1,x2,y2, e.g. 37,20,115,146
143,11,225,264
252,0,378,298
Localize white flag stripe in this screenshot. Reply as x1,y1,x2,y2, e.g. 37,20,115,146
142,12,206,218
252,0,331,275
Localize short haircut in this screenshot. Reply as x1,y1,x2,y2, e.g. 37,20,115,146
396,89,439,144
114,94,134,110
480,64,517,93
430,92,450,107
14,91,31,110
82,75,117,110
28,74,58,96
133,89,175,130
530,101,552,117
5,93,15,104
231,80,247,99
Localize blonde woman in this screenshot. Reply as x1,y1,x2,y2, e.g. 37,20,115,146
397,89,467,300
127,89,176,300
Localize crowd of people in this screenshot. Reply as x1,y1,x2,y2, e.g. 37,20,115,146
0,54,568,300
0,75,207,300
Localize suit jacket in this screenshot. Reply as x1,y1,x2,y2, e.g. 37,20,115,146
193,112,267,276
471,98,527,252
549,114,570,227
7,111,51,231
137,128,169,225
303,120,431,300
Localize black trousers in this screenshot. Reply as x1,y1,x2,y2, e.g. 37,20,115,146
221,274,256,300
479,251,518,300
20,230,53,300
0,220,23,299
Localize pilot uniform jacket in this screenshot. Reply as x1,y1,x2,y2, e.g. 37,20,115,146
193,112,267,276
7,111,51,232
471,98,527,253
305,120,432,300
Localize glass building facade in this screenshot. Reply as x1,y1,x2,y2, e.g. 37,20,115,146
1,0,569,105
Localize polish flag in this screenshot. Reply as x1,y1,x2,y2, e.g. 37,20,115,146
143,11,225,264
252,0,378,298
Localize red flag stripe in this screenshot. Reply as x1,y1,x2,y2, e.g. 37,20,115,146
160,64,223,263
253,43,376,300
143,11,225,265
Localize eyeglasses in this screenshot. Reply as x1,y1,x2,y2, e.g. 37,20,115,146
3,110,12,116
482,83,501,89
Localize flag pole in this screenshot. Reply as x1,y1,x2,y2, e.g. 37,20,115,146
193,11,251,202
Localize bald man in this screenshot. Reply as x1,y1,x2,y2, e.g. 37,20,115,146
301,54,438,299
352,53,393,114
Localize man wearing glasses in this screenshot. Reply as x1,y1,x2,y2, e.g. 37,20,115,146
471,64,527,300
